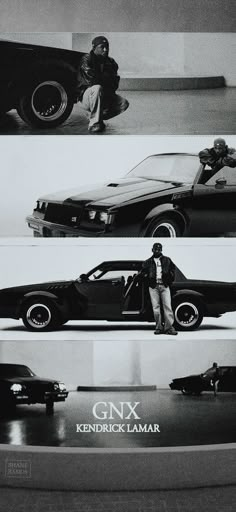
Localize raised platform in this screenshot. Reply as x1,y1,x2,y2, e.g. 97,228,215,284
77,385,157,391
120,76,225,90
1,444,236,491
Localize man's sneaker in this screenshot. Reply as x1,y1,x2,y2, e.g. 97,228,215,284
165,327,178,335
154,328,164,335
89,122,106,133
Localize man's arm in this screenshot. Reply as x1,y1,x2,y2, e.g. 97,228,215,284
79,54,98,87
102,58,120,92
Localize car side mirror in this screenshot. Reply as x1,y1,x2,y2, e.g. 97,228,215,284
215,177,227,186
79,273,88,282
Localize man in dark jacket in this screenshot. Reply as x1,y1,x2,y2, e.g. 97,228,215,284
199,138,236,173
77,36,129,133
141,243,178,335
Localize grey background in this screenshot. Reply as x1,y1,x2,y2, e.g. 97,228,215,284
0,0,235,32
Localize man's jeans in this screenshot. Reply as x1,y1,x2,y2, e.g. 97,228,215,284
149,284,174,331
80,84,129,128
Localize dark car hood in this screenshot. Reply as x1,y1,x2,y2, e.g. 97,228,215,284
0,38,81,58
1,376,58,385
172,373,201,382
0,280,74,294
38,178,182,207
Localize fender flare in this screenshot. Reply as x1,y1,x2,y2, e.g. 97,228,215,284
140,204,187,236
172,289,205,308
16,291,67,318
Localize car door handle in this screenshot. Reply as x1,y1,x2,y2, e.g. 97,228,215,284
112,280,120,286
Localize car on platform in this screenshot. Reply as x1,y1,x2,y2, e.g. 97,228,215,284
0,38,84,127
169,365,236,396
0,260,236,332
0,363,68,413
26,153,236,238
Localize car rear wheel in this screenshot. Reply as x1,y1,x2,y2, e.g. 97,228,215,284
146,216,182,237
181,388,193,395
22,299,60,332
173,298,204,331
17,67,74,128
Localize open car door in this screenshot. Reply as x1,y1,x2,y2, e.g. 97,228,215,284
189,166,236,235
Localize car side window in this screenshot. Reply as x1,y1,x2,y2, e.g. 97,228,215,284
94,270,136,283
204,167,236,186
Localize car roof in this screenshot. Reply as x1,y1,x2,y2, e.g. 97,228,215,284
144,153,198,158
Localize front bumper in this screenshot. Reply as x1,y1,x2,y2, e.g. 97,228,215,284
14,390,68,404
26,216,109,237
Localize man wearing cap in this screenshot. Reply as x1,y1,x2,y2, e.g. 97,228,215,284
77,36,129,133
141,243,178,335
199,138,236,172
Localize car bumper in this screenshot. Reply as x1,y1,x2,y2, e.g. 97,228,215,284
26,216,109,237
14,391,68,404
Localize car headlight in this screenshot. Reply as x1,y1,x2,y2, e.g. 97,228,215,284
53,382,59,390
10,383,23,393
58,382,66,391
88,210,96,220
99,211,108,223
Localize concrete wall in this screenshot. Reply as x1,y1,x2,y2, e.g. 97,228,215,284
2,32,235,85
73,33,236,85
0,0,235,32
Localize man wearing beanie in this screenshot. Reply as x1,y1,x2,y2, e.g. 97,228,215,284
77,36,129,133
199,138,236,173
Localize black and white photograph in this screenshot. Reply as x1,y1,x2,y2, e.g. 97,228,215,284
0,30,235,135
1,135,236,238
0,0,236,510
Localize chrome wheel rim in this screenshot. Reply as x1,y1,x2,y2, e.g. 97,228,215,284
31,81,68,121
26,303,51,329
152,222,177,237
175,302,199,327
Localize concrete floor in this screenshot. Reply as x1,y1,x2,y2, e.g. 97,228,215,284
1,313,236,341
0,88,236,135
1,390,236,448
0,485,236,512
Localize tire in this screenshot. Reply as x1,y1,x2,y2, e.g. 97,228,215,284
173,298,204,331
46,399,54,415
17,66,74,128
181,388,193,395
146,216,182,237
21,299,60,332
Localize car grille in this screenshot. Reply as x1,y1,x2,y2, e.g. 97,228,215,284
45,203,83,227
24,381,54,400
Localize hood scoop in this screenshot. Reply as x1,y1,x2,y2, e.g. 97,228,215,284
107,183,119,187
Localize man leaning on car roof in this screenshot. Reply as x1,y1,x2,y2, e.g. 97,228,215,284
199,138,236,172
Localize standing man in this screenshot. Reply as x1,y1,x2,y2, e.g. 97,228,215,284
77,36,129,133
199,138,236,172
142,243,178,335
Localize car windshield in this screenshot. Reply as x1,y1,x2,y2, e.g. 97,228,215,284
126,155,198,183
0,365,35,378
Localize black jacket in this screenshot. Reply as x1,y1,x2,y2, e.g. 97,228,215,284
77,51,120,101
199,146,236,172
141,255,175,288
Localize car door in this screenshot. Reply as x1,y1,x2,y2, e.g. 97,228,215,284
187,166,236,235
74,271,126,320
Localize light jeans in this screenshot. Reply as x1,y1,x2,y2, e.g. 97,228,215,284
149,284,174,331
80,84,129,128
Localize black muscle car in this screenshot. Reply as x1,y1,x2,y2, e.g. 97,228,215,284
26,153,236,238
0,363,68,413
0,260,236,332
170,365,236,396
0,39,84,127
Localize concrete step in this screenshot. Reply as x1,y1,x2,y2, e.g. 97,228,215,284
120,76,225,90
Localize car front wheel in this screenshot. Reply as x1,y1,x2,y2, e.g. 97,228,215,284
173,298,204,331
22,299,60,331
17,73,74,128
146,216,182,237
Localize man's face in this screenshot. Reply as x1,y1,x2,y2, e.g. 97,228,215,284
93,43,109,58
152,244,162,258
214,142,226,155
